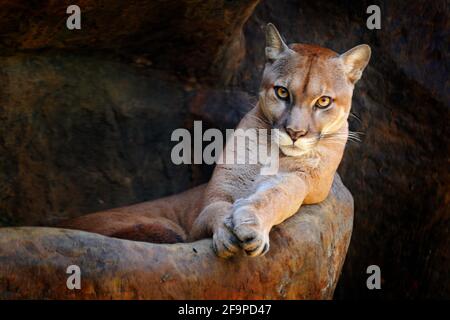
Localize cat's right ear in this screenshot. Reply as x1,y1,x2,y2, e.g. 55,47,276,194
265,23,289,62
340,45,371,84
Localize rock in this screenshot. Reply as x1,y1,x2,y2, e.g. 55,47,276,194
0,0,260,82
0,174,353,299
0,53,193,226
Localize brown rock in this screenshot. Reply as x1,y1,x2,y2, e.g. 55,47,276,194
0,0,260,82
0,174,353,299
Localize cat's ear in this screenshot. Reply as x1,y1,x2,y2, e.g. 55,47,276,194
340,44,371,83
265,23,289,62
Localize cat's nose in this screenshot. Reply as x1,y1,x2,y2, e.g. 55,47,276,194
285,127,308,141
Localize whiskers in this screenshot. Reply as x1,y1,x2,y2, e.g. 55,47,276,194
348,131,364,143
320,131,364,146
349,112,362,123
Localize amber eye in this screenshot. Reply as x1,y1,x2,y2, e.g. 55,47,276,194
315,96,332,108
274,86,289,101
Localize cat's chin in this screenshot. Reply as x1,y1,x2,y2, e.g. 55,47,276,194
279,145,311,157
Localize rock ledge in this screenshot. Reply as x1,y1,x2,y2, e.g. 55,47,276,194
0,174,353,299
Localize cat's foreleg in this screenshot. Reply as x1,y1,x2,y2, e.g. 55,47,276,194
228,173,309,257
190,201,241,258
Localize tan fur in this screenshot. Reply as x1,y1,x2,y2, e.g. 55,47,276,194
61,24,370,258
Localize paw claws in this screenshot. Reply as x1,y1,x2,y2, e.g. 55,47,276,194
224,217,234,230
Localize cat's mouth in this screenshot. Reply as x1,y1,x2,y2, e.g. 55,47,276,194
273,129,320,157
279,143,317,157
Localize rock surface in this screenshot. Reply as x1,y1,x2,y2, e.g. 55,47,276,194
0,0,259,83
0,53,193,226
0,175,353,299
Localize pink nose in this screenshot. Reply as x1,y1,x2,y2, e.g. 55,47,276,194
285,127,308,141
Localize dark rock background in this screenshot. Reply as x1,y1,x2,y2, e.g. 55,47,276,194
0,0,448,299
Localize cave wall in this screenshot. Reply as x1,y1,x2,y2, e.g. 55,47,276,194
0,0,448,299
0,0,259,82
0,53,194,226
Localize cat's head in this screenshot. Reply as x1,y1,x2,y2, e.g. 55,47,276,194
259,23,371,157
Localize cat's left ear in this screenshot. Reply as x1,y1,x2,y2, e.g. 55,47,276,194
340,44,371,83
265,23,290,62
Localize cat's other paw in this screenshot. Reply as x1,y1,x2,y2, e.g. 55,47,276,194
212,218,241,259
228,206,270,257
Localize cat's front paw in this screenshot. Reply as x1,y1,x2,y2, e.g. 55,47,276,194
228,206,270,257
212,218,241,259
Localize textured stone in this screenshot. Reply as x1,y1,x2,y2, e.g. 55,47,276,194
0,174,353,299
0,0,259,82
0,53,192,226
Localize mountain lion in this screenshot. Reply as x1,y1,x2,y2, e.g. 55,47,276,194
61,24,370,258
